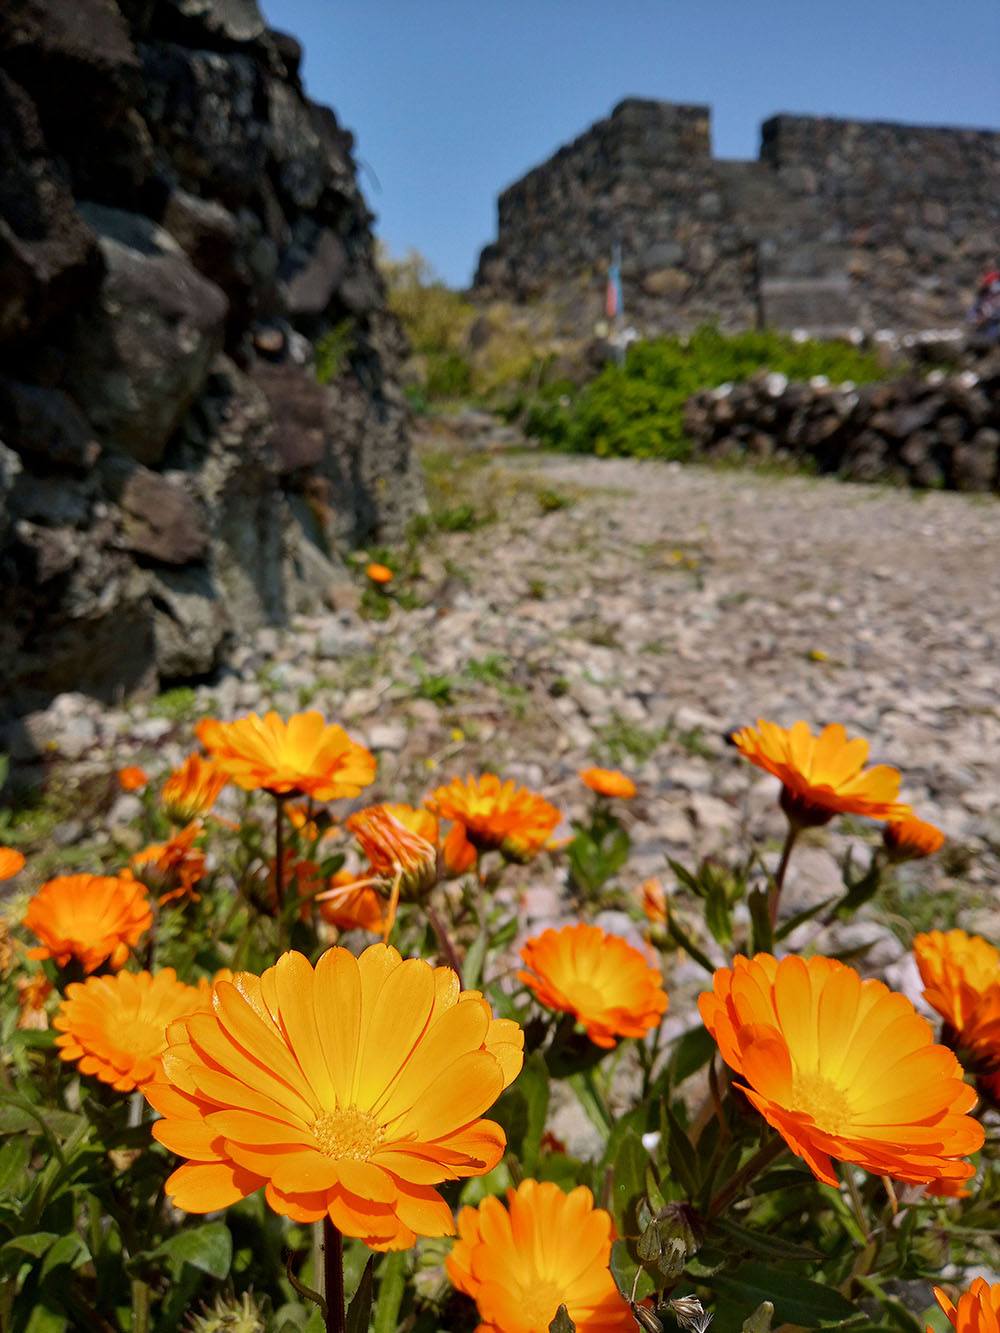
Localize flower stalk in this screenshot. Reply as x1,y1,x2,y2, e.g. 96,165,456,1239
323,1216,345,1333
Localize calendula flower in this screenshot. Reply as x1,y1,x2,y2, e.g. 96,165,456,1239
579,767,637,799
931,1278,1000,1333
346,805,438,900
0,847,26,880
883,815,946,862
131,823,207,905
518,923,668,1048
145,944,524,1249
161,754,228,825
195,711,376,801
117,766,148,792
366,562,393,584
699,953,983,1188
914,930,1000,1062
379,803,476,877
24,874,153,974
54,967,209,1091
447,1179,634,1333
317,868,388,935
639,878,667,926
425,775,561,863
16,973,53,1030
730,719,909,827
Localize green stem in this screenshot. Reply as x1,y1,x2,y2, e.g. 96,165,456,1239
274,793,287,912
425,901,463,985
131,1278,151,1333
706,1133,788,1218
769,822,802,928
323,1216,346,1333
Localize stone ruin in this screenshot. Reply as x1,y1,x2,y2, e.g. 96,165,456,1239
0,0,421,726
474,98,1000,338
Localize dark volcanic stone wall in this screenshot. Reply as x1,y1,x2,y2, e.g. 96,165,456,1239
0,0,421,723
474,98,1000,336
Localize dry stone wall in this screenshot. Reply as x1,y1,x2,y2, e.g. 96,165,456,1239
474,99,1000,337
0,0,421,724
683,347,1000,492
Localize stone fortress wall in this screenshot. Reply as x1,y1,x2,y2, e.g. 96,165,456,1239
473,99,1000,336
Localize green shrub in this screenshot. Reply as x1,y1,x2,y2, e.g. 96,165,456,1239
524,325,885,459
314,318,355,385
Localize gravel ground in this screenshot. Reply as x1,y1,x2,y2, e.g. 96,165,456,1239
6,421,1000,983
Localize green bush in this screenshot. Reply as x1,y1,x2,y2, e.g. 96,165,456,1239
524,325,885,459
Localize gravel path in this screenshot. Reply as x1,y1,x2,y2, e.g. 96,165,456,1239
9,425,1000,956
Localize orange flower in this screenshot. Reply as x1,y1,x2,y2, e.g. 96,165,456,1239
447,1179,634,1333
346,805,438,900
639,878,667,926
366,562,393,584
913,930,1000,1063
518,924,668,1048
730,719,909,826
699,953,983,1188
24,874,153,974
16,973,53,1030
161,754,228,825
425,775,561,863
381,803,475,877
144,945,524,1249
317,868,388,935
0,847,26,880
131,823,207,905
579,767,637,799
883,815,945,862
195,710,376,801
117,766,148,792
931,1278,1000,1333
54,968,208,1091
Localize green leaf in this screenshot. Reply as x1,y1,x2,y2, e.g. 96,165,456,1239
1,1231,57,1260
666,1024,717,1087
462,924,490,992
39,1232,90,1281
608,1130,648,1235
747,887,773,955
346,1255,374,1333
549,1305,576,1333
773,897,838,942
711,1216,823,1260
495,1051,550,1175
664,910,716,974
23,1305,68,1333
0,1136,31,1192
373,1250,408,1333
704,878,732,948
661,1102,700,1199
700,1263,859,1326
609,1238,655,1304
153,1221,232,1278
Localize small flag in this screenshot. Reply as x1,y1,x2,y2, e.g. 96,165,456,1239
606,261,622,319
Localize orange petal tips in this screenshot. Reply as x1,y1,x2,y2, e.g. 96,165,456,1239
931,1278,1000,1333
579,766,637,799
731,718,909,826
699,952,983,1189
447,1178,635,1333
519,922,667,1048
144,944,524,1250
24,873,153,974
195,710,376,801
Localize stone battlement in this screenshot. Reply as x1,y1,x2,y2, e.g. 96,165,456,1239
474,99,1000,336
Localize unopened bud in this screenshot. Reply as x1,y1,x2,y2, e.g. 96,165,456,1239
633,1306,664,1333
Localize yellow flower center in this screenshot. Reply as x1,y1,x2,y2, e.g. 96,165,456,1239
518,1278,566,1332
312,1105,385,1160
791,1069,853,1135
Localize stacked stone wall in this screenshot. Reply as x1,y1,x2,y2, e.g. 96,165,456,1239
0,0,421,722
474,99,1000,337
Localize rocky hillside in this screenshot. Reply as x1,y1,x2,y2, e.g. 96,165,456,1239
0,0,421,726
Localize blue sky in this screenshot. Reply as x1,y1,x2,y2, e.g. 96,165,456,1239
259,1,1000,289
